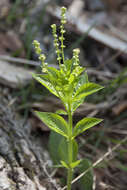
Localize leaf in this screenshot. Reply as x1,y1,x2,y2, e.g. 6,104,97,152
82,72,89,83
64,59,73,75
72,72,89,112
72,98,84,113
55,109,67,115
32,73,58,97
61,161,69,169
47,67,60,79
73,117,103,137
50,134,78,165
74,82,104,101
75,72,89,91
35,111,68,138
70,160,81,169
58,138,78,163
49,131,62,164
78,159,93,190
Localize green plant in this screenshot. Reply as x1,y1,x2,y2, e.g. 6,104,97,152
32,7,103,190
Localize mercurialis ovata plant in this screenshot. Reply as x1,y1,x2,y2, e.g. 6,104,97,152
33,7,103,190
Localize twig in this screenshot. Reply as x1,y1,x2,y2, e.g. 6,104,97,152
0,55,59,69
61,136,127,190
0,55,40,66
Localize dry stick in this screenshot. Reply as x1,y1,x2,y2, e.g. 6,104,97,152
0,55,58,68
61,136,127,190
0,55,40,66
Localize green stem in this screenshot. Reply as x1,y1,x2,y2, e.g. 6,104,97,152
67,168,73,190
67,103,73,190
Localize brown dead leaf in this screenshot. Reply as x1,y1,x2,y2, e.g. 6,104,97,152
0,31,25,57
0,0,10,18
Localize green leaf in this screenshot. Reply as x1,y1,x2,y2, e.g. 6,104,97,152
78,159,93,190
58,138,78,163
64,59,73,75
35,111,68,138
75,72,89,91
73,117,103,137
72,98,84,113
61,161,69,169
72,72,89,112
55,109,67,115
32,73,58,97
47,67,60,79
70,160,81,169
49,131,62,164
74,82,104,101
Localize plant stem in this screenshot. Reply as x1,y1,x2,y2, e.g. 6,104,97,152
67,167,73,190
67,104,73,190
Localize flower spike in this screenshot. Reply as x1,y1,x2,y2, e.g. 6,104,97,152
60,7,67,63
33,40,47,73
33,40,42,55
51,24,61,66
73,48,80,66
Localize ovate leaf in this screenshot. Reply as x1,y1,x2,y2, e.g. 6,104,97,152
35,111,68,138
32,74,58,97
72,98,84,113
58,138,78,163
72,72,89,112
78,159,93,190
73,117,103,137
49,131,62,164
75,72,89,91
64,59,73,76
74,82,104,101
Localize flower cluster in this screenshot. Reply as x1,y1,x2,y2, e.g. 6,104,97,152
59,7,67,62
51,24,61,65
33,40,42,55
73,48,80,66
51,7,67,65
61,7,67,25
33,40,47,72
